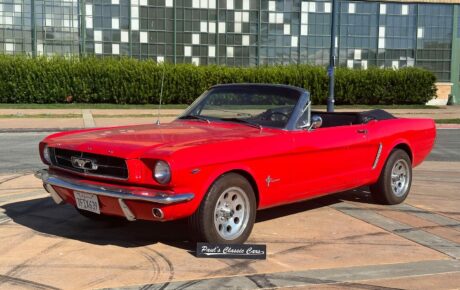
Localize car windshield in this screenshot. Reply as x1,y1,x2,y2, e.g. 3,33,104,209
180,85,301,129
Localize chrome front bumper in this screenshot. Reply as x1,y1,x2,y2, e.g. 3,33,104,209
35,169,194,220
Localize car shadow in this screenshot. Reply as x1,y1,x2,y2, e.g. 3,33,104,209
1,197,192,249
1,187,375,250
256,186,374,222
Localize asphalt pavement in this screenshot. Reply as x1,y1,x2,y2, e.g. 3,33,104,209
0,132,48,174
0,129,457,174
427,129,460,162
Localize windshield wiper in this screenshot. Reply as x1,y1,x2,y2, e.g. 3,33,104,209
219,118,262,129
178,115,210,123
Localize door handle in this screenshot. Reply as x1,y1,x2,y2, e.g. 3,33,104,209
357,129,368,134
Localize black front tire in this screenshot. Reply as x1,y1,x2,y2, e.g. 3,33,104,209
188,173,256,244
370,149,412,205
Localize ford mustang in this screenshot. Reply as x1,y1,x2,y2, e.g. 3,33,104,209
35,84,436,244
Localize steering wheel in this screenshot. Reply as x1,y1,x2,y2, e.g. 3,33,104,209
268,111,289,122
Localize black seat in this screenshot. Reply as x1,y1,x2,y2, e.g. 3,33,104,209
311,111,361,128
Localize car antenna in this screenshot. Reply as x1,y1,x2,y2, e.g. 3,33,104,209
156,62,166,125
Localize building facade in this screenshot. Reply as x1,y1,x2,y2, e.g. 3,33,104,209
0,0,459,102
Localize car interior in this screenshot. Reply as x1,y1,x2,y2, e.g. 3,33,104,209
245,108,396,129
253,106,293,128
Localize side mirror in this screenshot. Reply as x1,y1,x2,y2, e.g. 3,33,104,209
309,115,322,131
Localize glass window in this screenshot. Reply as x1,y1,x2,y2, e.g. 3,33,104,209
182,85,302,129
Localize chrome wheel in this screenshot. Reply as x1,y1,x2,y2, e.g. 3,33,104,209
214,187,250,240
391,159,410,197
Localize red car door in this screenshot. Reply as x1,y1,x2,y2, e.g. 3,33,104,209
288,123,377,199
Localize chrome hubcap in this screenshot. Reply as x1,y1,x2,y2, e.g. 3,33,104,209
391,159,410,197
214,187,249,240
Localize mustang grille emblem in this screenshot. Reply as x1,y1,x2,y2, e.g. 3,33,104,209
71,157,98,170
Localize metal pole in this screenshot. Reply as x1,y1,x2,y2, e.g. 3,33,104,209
80,0,86,57
128,0,132,57
257,0,261,66
216,0,220,64
327,0,338,112
173,0,176,64
31,0,36,57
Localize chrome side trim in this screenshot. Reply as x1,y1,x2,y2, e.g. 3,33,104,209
118,199,136,221
372,143,383,169
35,169,194,204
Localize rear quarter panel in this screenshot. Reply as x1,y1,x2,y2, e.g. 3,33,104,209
368,118,436,182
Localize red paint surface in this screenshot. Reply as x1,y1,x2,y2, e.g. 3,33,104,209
40,117,436,221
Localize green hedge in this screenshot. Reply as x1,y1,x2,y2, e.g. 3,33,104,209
0,55,437,105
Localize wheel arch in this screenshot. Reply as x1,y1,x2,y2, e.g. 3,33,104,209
372,140,413,181
202,166,261,208
226,169,260,207
392,142,413,163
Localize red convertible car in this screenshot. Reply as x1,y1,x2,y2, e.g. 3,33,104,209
36,84,436,244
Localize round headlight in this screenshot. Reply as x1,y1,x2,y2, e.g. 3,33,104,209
154,161,171,184
43,145,52,164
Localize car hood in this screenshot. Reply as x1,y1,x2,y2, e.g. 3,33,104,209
45,120,281,159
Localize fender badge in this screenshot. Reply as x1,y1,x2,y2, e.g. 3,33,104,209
191,168,201,174
265,176,280,187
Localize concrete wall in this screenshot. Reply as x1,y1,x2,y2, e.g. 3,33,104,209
427,83,453,105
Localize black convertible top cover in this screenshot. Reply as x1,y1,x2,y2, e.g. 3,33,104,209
310,109,396,128
358,109,396,123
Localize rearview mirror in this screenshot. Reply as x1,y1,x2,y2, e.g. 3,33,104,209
309,115,322,131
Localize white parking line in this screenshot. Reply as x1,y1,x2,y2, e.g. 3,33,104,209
82,109,96,128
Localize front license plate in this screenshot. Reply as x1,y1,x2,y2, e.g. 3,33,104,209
74,191,100,214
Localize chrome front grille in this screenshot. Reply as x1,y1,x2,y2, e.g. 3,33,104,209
49,148,128,180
